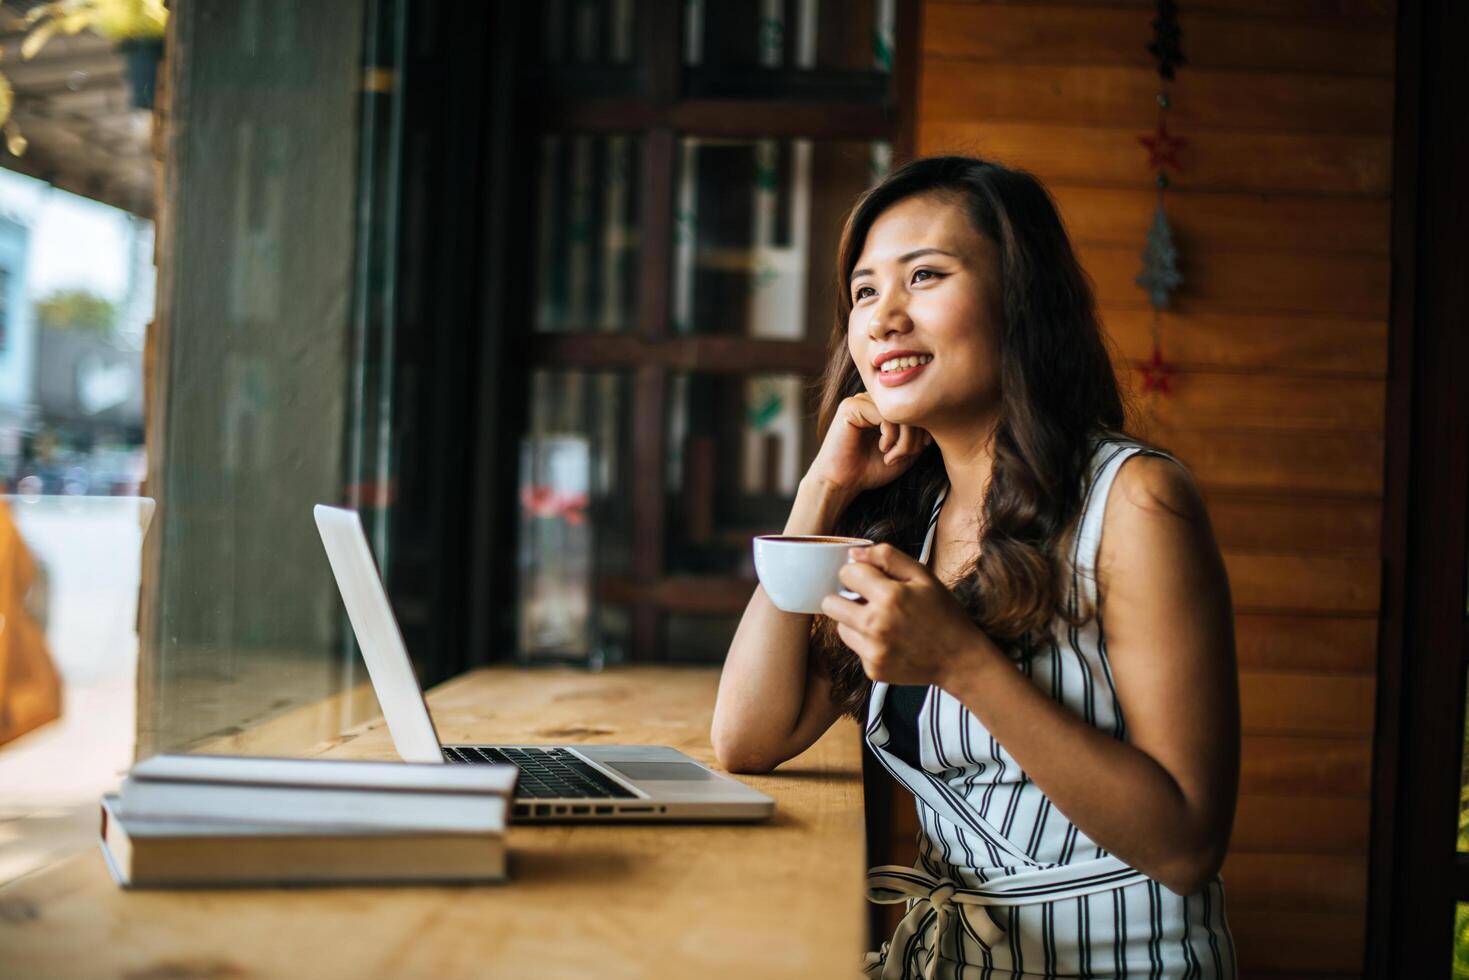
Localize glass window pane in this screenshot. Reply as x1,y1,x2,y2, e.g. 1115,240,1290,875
666,371,814,577
0,0,398,872
140,0,400,755
672,137,890,339
684,0,895,100
522,370,634,666
0,4,160,883
536,134,642,334
539,0,639,96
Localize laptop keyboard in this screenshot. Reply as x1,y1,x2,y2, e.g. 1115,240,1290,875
442,745,638,800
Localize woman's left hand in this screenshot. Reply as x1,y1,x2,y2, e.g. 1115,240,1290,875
819,543,996,688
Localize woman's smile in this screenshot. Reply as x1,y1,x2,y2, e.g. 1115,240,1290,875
875,356,932,387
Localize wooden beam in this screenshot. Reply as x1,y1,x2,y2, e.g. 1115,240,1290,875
627,1,679,659
892,0,922,164
544,98,895,141
528,333,826,375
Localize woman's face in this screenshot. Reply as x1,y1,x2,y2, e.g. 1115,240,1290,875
846,192,1003,430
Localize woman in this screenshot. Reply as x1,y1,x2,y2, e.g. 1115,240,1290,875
710,155,1240,978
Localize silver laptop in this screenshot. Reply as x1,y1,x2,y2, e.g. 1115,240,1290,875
313,505,774,823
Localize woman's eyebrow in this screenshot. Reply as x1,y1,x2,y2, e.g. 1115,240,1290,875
849,247,957,285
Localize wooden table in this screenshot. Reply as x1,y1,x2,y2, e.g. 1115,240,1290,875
0,666,869,979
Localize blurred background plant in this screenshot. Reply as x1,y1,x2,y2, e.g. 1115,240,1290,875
1455,901,1469,979
0,0,167,152
34,288,118,335
1456,776,1469,975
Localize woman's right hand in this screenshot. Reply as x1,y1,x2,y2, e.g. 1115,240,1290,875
804,393,932,499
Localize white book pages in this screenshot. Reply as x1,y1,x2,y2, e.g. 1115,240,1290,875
128,753,517,795
116,780,509,833
99,795,497,837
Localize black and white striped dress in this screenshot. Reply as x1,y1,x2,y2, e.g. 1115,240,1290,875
862,436,1238,979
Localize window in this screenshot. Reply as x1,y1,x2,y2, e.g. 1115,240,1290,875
507,0,914,663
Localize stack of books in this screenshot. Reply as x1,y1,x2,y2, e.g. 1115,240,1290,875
100,754,518,887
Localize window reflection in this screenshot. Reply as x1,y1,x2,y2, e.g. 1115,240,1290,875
523,369,635,665
684,0,895,100
536,134,642,333
543,0,637,66
672,136,889,338
527,369,635,574
666,371,813,578
539,0,639,95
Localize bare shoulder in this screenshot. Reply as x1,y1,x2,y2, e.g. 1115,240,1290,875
1096,452,1218,595
1110,452,1206,523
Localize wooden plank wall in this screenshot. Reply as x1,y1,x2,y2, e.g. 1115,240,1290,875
896,2,1395,975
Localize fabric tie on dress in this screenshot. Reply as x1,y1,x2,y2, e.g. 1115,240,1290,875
861,865,1006,980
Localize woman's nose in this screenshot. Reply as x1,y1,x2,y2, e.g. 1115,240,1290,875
868,301,913,340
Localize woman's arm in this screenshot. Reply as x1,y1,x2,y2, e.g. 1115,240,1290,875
938,454,1240,895
709,477,854,773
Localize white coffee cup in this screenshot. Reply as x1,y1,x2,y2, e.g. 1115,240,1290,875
752,534,873,614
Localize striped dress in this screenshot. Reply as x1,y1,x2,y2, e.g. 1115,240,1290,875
862,436,1237,979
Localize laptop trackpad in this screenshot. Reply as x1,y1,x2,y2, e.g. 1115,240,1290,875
604,761,716,781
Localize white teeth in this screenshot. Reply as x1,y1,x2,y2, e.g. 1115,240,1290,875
879,354,932,373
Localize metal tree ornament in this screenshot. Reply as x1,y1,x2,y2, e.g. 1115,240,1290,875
1134,0,1187,397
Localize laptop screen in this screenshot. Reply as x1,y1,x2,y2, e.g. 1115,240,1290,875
313,505,446,764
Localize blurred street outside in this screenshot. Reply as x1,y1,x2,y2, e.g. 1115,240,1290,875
0,498,144,886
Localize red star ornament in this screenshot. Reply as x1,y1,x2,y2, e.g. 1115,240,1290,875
1138,342,1174,396
1138,121,1188,173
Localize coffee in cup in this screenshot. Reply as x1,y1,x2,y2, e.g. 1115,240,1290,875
752,534,873,614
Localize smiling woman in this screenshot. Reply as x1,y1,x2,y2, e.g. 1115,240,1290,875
711,156,1241,978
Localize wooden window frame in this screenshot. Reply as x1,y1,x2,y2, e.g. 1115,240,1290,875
480,0,921,663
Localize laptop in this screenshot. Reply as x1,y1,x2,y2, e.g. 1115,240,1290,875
313,505,775,823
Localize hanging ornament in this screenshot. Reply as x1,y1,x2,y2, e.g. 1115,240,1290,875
1147,0,1187,80
1133,0,1188,399
1138,337,1174,395
1136,205,1183,309
1138,118,1188,173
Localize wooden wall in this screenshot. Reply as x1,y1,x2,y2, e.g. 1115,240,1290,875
896,2,1396,975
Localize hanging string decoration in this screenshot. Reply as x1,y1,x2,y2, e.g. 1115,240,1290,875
1134,0,1188,396
1137,204,1183,310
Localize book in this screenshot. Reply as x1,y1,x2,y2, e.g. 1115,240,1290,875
116,754,518,833
99,795,509,887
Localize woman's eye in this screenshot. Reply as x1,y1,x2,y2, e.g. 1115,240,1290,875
854,270,941,302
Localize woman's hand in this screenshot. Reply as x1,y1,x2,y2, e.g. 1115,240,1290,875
819,543,998,688
804,393,932,499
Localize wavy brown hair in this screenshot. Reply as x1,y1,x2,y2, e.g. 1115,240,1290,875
811,155,1141,720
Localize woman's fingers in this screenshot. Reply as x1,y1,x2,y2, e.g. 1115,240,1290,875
842,394,933,462
885,425,920,464
879,421,896,454
882,426,903,463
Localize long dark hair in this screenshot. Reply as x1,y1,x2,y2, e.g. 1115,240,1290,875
811,155,1140,720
